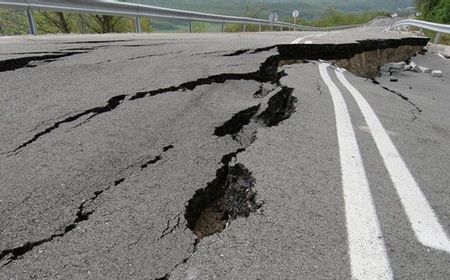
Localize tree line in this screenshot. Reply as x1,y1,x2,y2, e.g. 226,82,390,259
0,9,152,35
415,0,449,23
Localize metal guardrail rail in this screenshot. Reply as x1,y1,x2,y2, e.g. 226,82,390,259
391,19,450,44
0,0,365,35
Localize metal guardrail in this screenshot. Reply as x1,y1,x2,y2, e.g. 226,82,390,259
390,19,450,44
0,0,365,35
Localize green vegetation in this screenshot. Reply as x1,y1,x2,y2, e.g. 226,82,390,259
296,9,389,27
132,0,412,20
0,8,28,35
415,0,450,44
416,0,449,23
0,9,152,35
0,0,411,35
196,9,388,33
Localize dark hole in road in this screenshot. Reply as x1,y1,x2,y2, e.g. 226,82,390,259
214,105,260,138
257,86,297,127
0,52,84,73
185,161,260,239
141,156,162,169
223,49,250,57
154,275,169,280
163,145,174,152
185,86,297,239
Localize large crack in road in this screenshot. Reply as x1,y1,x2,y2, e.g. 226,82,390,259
153,80,299,280
0,144,175,267
7,53,282,156
0,36,431,278
0,52,86,72
7,37,428,157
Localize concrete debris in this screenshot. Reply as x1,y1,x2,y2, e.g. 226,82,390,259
403,64,412,71
419,66,432,73
408,61,421,72
432,70,443,78
426,43,450,58
380,60,443,78
389,61,407,69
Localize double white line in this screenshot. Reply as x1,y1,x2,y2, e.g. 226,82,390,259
318,63,450,279
290,31,340,45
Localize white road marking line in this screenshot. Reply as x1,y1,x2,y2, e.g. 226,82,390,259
291,33,318,44
336,70,450,253
290,31,336,44
304,40,313,44
318,63,393,280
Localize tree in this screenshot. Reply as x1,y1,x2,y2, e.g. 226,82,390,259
416,0,450,23
192,22,208,32
225,0,268,32
0,8,153,36
79,15,127,33
78,14,153,33
0,8,29,35
415,0,449,44
38,11,72,33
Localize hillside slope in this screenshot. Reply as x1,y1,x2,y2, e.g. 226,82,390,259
127,0,413,18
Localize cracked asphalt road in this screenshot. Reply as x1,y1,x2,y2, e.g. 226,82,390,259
1,21,449,279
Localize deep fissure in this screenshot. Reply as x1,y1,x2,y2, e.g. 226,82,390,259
185,162,260,239
1,37,430,278
223,49,250,56
214,105,261,138
8,53,281,155
163,57,301,279
257,87,297,127
185,84,297,240
8,37,428,155
0,52,85,73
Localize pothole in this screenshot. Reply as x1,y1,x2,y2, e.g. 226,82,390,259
256,86,297,127
185,86,296,240
214,105,260,138
184,161,261,239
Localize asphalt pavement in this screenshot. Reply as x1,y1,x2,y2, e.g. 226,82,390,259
0,18,449,279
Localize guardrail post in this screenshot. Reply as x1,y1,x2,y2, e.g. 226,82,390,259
135,17,141,33
258,25,262,32
25,9,37,35
435,32,442,44
243,24,247,32
189,21,192,33
222,23,225,32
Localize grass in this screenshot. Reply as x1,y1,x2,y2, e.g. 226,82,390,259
295,10,390,27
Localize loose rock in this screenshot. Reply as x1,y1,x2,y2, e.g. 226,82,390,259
419,66,431,73
432,70,443,77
